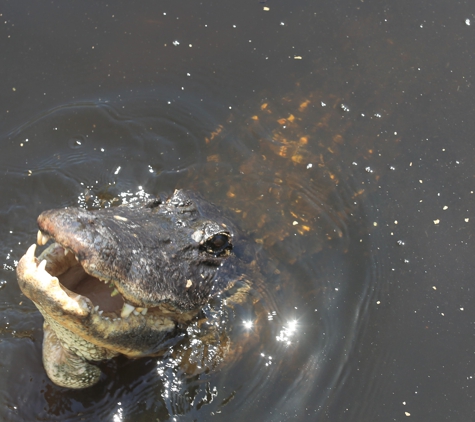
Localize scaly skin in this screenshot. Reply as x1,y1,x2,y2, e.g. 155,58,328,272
17,191,240,388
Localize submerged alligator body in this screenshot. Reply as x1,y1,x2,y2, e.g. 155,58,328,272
16,190,244,388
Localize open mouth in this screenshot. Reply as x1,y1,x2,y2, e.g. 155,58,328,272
26,230,151,319
18,234,186,358
17,226,201,332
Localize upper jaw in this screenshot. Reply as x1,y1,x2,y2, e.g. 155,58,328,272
35,208,170,311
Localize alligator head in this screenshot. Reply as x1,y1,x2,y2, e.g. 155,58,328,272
16,190,235,388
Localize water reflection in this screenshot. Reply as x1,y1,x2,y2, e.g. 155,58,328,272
243,319,253,329
276,319,298,346
112,403,124,422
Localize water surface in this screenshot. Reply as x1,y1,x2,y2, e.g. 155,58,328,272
1,0,475,421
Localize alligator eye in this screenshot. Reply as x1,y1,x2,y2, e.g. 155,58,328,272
204,233,231,256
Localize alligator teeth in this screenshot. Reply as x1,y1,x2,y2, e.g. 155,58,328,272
26,244,37,260
94,306,99,312
135,307,148,315
120,303,135,318
98,310,103,316
133,310,139,316
64,248,70,256
141,308,148,315
75,255,79,262
37,230,50,246
38,259,47,273
110,288,119,297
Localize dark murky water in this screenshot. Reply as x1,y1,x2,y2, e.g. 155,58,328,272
1,0,475,420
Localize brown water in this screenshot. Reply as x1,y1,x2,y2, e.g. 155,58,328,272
1,0,475,421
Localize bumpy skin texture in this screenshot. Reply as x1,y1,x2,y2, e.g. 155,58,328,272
17,190,241,388
37,190,234,310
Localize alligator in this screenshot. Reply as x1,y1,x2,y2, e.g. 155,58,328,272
16,190,248,389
